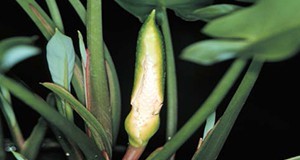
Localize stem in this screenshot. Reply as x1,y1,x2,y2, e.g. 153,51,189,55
69,0,121,146
86,0,112,154
122,146,145,160
147,58,247,160
160,7,178,142
192,57,264,160
45,0,64,32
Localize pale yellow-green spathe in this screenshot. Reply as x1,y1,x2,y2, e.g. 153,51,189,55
125,9,165,147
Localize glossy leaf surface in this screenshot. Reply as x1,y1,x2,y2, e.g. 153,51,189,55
115,0,214,22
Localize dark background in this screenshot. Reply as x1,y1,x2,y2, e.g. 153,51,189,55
1,0,300,159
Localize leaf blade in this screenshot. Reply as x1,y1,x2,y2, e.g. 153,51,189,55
41,82,111,155
0,75,103,160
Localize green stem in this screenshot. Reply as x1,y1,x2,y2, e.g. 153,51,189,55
45,0,64,32
147,58,247,160
86,0,112,153
160,8,178,142
192,57,264,160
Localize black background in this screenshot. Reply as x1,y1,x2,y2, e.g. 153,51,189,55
1,0,300,159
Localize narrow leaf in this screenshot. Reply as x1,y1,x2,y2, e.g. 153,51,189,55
287,156,300,160
147,58,247,160
0,116,5,160
0,88,24,150
193,58,264,160
78,31,87,67
104,46,121,145
69,0,86,23
21,118,47,160
203,112,215,139
11,151,27,160
0,75,103,159
1,45,40,72
46,93,84,160
16,0,55,39
46,0,65,33
41,82,111,155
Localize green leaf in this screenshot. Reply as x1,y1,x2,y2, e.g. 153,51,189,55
203,112,215,139
21,118,47,160
115,0,214,22
202,0,300,62
192,58,264,160
187,4,242,22
0,75,103,160
181,40,248,65
46,29,75,89
41,82,111,156
11,151,28,160
287,156,300,160
104,46,121,145
0,37,40,72
87,0,112,156
16,0,55,40
235,0,256,3
45,93,84,160
0,115,5,159
0,88,24,150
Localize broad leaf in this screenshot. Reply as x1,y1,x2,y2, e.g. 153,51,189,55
181,40,248,65
235,0,256,3
186,4,242,22
46,29,75,89
0,37,40,72
202,0,300,62
115,0,214,22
